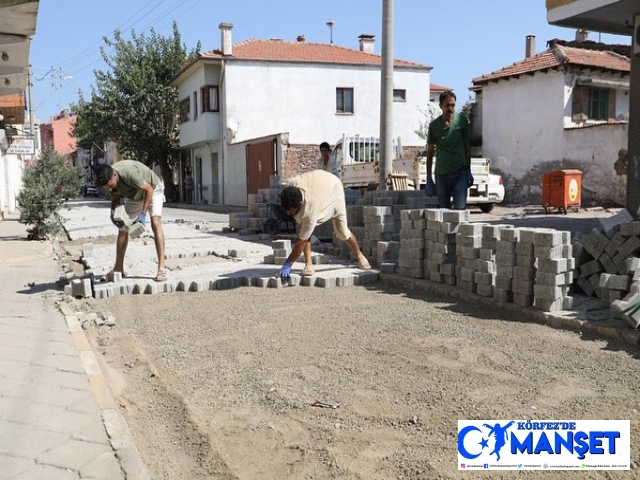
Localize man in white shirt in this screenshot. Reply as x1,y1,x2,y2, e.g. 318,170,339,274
316,141,339,177
278,170,371,279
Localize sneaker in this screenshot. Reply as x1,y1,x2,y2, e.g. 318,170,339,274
356,255,371,270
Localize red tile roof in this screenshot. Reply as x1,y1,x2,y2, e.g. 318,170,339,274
430,83,453,92
199,39,430,69
472,43,629,86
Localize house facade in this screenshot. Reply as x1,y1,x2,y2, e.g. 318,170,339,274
0,0,39,219
472,34,630,205
170,24,431,207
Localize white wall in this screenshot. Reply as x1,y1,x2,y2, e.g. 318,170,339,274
224,61,429,147
226,142,247,207
1,154,23,213
563,123,628,204
0,151,6,217
176,64,222,148
482,71,566,178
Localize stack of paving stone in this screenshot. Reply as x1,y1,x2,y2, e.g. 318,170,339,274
492,225,519,300
455,223,485,294
264,239,292,265
509,227,537,306
572,210,640,307
361,205,397,266
424,209,469,285
532,229,574,312
397,209,425,278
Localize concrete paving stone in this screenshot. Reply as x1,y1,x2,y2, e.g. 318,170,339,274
2,383,91,408
494,289,513,302
67,392,102,416
576,276,596,296
0,454,33,478
143,283,159,295
513,293,534,307
316,277,336,288
9,463,79,480
36,437,114,472
599,209,634,235
0,420,68,458
476,283,494,297
620,221,640,237
598,252,618,275
32,353,85,374
79,451,126,480
28,369,91,391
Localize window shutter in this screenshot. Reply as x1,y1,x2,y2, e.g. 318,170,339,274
608,89,616,120
202,87,210,112
572,86,586,121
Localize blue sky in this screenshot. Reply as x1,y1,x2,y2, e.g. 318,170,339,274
29,0,631,122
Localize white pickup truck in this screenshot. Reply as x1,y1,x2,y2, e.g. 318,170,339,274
331,134,505,212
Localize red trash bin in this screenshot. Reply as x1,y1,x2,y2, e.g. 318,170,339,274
541,169,582,214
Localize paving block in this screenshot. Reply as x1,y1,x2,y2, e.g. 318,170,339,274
336,276,355,287
494,289,513,303
71,278,92,299
272,239,291,250
604,232,627,257
598,253,618,275
476,283,494,297
357,272,379,285
457,279,476,293
533,296,567,312
175,281,187,292
81,243,94,258
584,228,610,259
228,249,247,258
513,293,534,307
576,276,595,296
129,222,146,239
536,271,569,286
580,259,603,277
380,262,396,274
316,277,336,288
620,221,640,238
599,209,634,236
144,283,159,295
512,279,534,295
619,236,640,260
537,257,574,274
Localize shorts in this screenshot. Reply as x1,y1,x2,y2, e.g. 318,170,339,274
330,188,351,242
122,182,165,224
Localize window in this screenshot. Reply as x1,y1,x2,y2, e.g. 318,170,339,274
201,85,219,112
193,92,198,120
179,97,190,123
393,89,406,102
572,85,615,122
336,87,354,113
587,88,608,120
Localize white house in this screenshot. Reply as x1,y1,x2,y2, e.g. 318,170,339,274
170,24,432,207
472,33,630,205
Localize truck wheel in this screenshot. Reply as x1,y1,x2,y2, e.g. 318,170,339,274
479,204,495,213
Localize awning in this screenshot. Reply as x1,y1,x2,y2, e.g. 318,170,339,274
0,0,39,97
546,0,637,36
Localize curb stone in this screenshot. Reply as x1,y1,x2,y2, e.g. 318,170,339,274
58,302,151,480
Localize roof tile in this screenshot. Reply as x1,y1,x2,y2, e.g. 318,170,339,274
473,43,629,86
200,39,429,69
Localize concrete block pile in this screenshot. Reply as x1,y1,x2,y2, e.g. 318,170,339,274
425,209,469,285
573,210,640,311
455,223,484,295
532,229,574,312
398,209,425,278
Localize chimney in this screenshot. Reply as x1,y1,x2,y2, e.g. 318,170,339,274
297,35,306,43
525,35,536,58
219,22,233,56
575,29,588,42
358,34,375,54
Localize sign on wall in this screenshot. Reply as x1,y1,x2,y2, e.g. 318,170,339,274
7,136,35,155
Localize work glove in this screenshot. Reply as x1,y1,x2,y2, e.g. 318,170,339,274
135,212,147,227
425,177,435,197
110,209,125,229
467,169,475,188
279,260,293,282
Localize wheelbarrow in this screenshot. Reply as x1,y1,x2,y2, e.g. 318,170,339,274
262,200,297,235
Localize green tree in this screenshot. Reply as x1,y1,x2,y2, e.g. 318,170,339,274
72,22,200,193
17,147,84,240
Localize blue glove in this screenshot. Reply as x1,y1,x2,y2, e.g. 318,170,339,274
467,169,475,188
135,212,147,227
425,177,435,197
110,209,125,229
279,260,293,282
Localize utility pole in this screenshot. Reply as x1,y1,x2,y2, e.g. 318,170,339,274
378,0,394,190
27,64,38,155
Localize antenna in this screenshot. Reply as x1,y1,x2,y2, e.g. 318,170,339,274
326,19,334,45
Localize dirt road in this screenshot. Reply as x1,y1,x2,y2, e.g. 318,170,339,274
78,283,640,480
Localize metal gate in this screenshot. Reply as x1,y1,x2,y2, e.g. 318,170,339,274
246,140,275,196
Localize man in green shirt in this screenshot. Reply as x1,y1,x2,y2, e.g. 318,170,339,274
96,160,167,282
426,90,473,209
